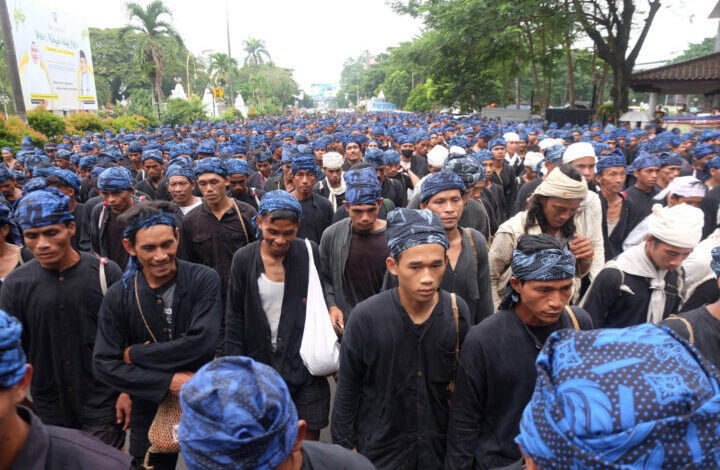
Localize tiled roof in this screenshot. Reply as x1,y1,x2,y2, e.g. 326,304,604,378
631,52,720,82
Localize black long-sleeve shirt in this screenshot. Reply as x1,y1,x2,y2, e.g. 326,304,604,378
332,289,471,470
93,260,221,458
445,307,593,470
178,198,256,296
599,192,631,261
0,253,122,428
296,193,334,244
225,238,321,392
662,306,720,370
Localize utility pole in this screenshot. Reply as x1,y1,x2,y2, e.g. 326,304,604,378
226,4,234,110
0,0,26,120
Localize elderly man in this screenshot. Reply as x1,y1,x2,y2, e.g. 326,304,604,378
445,234,593,470
178,356,375,470
516,324,720,469
165,162,201,215
595,151,630,261
332,208,471,470
582,203,703,328
0,310,134,469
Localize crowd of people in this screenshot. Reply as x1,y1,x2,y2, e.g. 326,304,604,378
0,113,719,469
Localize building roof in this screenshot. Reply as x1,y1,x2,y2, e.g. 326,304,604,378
710,0,720,19
630,52,720,95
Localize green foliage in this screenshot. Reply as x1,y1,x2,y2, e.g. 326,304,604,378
102,114,150,133
65,113,104,134
596,103,614,121
378,70,411,108
222,108,242,120
0,115,46,150
236,64,298,114
405,79,439,112
160,96,206,126
670,37,714,64
246,106,260,120
27,108,67,138
243,38,271,66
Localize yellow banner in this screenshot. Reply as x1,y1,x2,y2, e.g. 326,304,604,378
43,45,75,56
78,95,96,101
30,93,59,100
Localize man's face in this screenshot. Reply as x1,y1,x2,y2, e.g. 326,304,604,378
345,201,380,232
345,143,362,163
634,167,659,189
646,236,692,271
324,167,342,186
415,140,430,157
659,165,681,185
100,189,133,214
258,215,299,257
596,167,626,194
255,161,272,177
467,180,486,199
143,159,163,181
387,243,447,304
55,159,70,170
506,141,519,155
292,170,316,198
570,157,596,183
314,148,325,164
400,142,414,154
541,197,581,229
197,173,228,205
1,150,12,161
228,173,249,198
385,163,401,178
282,163,293,177
168,175,195,206
125,225,178,282
491,146,505,161
481,160,495,176
129,152,141,164
510,277,574,326
374,166,385,185
0,180,15,200
23,222,75,269
421,189,465,231
518,141,528,152
367,141,379,150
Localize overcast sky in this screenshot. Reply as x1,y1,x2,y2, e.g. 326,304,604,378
35,0,719,91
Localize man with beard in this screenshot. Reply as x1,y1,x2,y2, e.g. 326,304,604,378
289,155,333,244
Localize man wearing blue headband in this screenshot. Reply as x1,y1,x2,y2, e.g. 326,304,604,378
0,166,20,206
0,309,134,469
263,145,296,193
1,146,15,168
124,141,144,181
226,191,332,442
343,137,364,171
2,189,127,448
226,158,265,211
134,149,165,200
319,167,391,334
289,156,333,244
166,163,201,215
489,137,517,220
90,166,145,270
657,152,684,190
446,234,592,469
94,201,221,469
333,208,471,470
625,151,661,233
178,357,374,470
595,150,630,260
45,169,92,253
517,324,720,469
179,158,256,329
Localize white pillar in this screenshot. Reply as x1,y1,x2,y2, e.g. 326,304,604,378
647,92,658,120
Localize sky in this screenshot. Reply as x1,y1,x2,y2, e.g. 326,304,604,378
31,0,720,91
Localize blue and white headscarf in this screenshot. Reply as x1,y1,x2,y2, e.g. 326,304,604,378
386,208,449,258
179,356,299,470
0,308,26,388
166,164,195,182
97,166,134,191
252,190,302,237
290,156,318,175
14,188,74,230
345,167,382,205
0,205,21,245
517,324,720,469
142,149,164,164
595,149,627,174
194,157,228,179
499,242,575,310
225,158,249,176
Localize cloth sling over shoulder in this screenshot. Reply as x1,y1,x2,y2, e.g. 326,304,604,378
230,199,250,242
447,293,459,404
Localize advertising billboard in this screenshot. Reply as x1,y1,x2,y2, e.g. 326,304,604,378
6,0,98,111
310,83,337,101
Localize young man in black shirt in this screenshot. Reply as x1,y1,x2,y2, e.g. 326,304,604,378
445,234,592,469
226,158,264,210
2,188,126,448
332,208,471,470
289,155,333,244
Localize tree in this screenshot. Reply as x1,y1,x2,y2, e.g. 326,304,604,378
122,0,184,103
243,38,271,66
207,52,238,105
571,0,661,119
670,37,714,63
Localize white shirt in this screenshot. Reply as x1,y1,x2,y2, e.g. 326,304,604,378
258,273,284,351
179,199,202,215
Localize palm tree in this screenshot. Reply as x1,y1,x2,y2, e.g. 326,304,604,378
122,1,184,103
208,52,238,89
243,38,271,66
